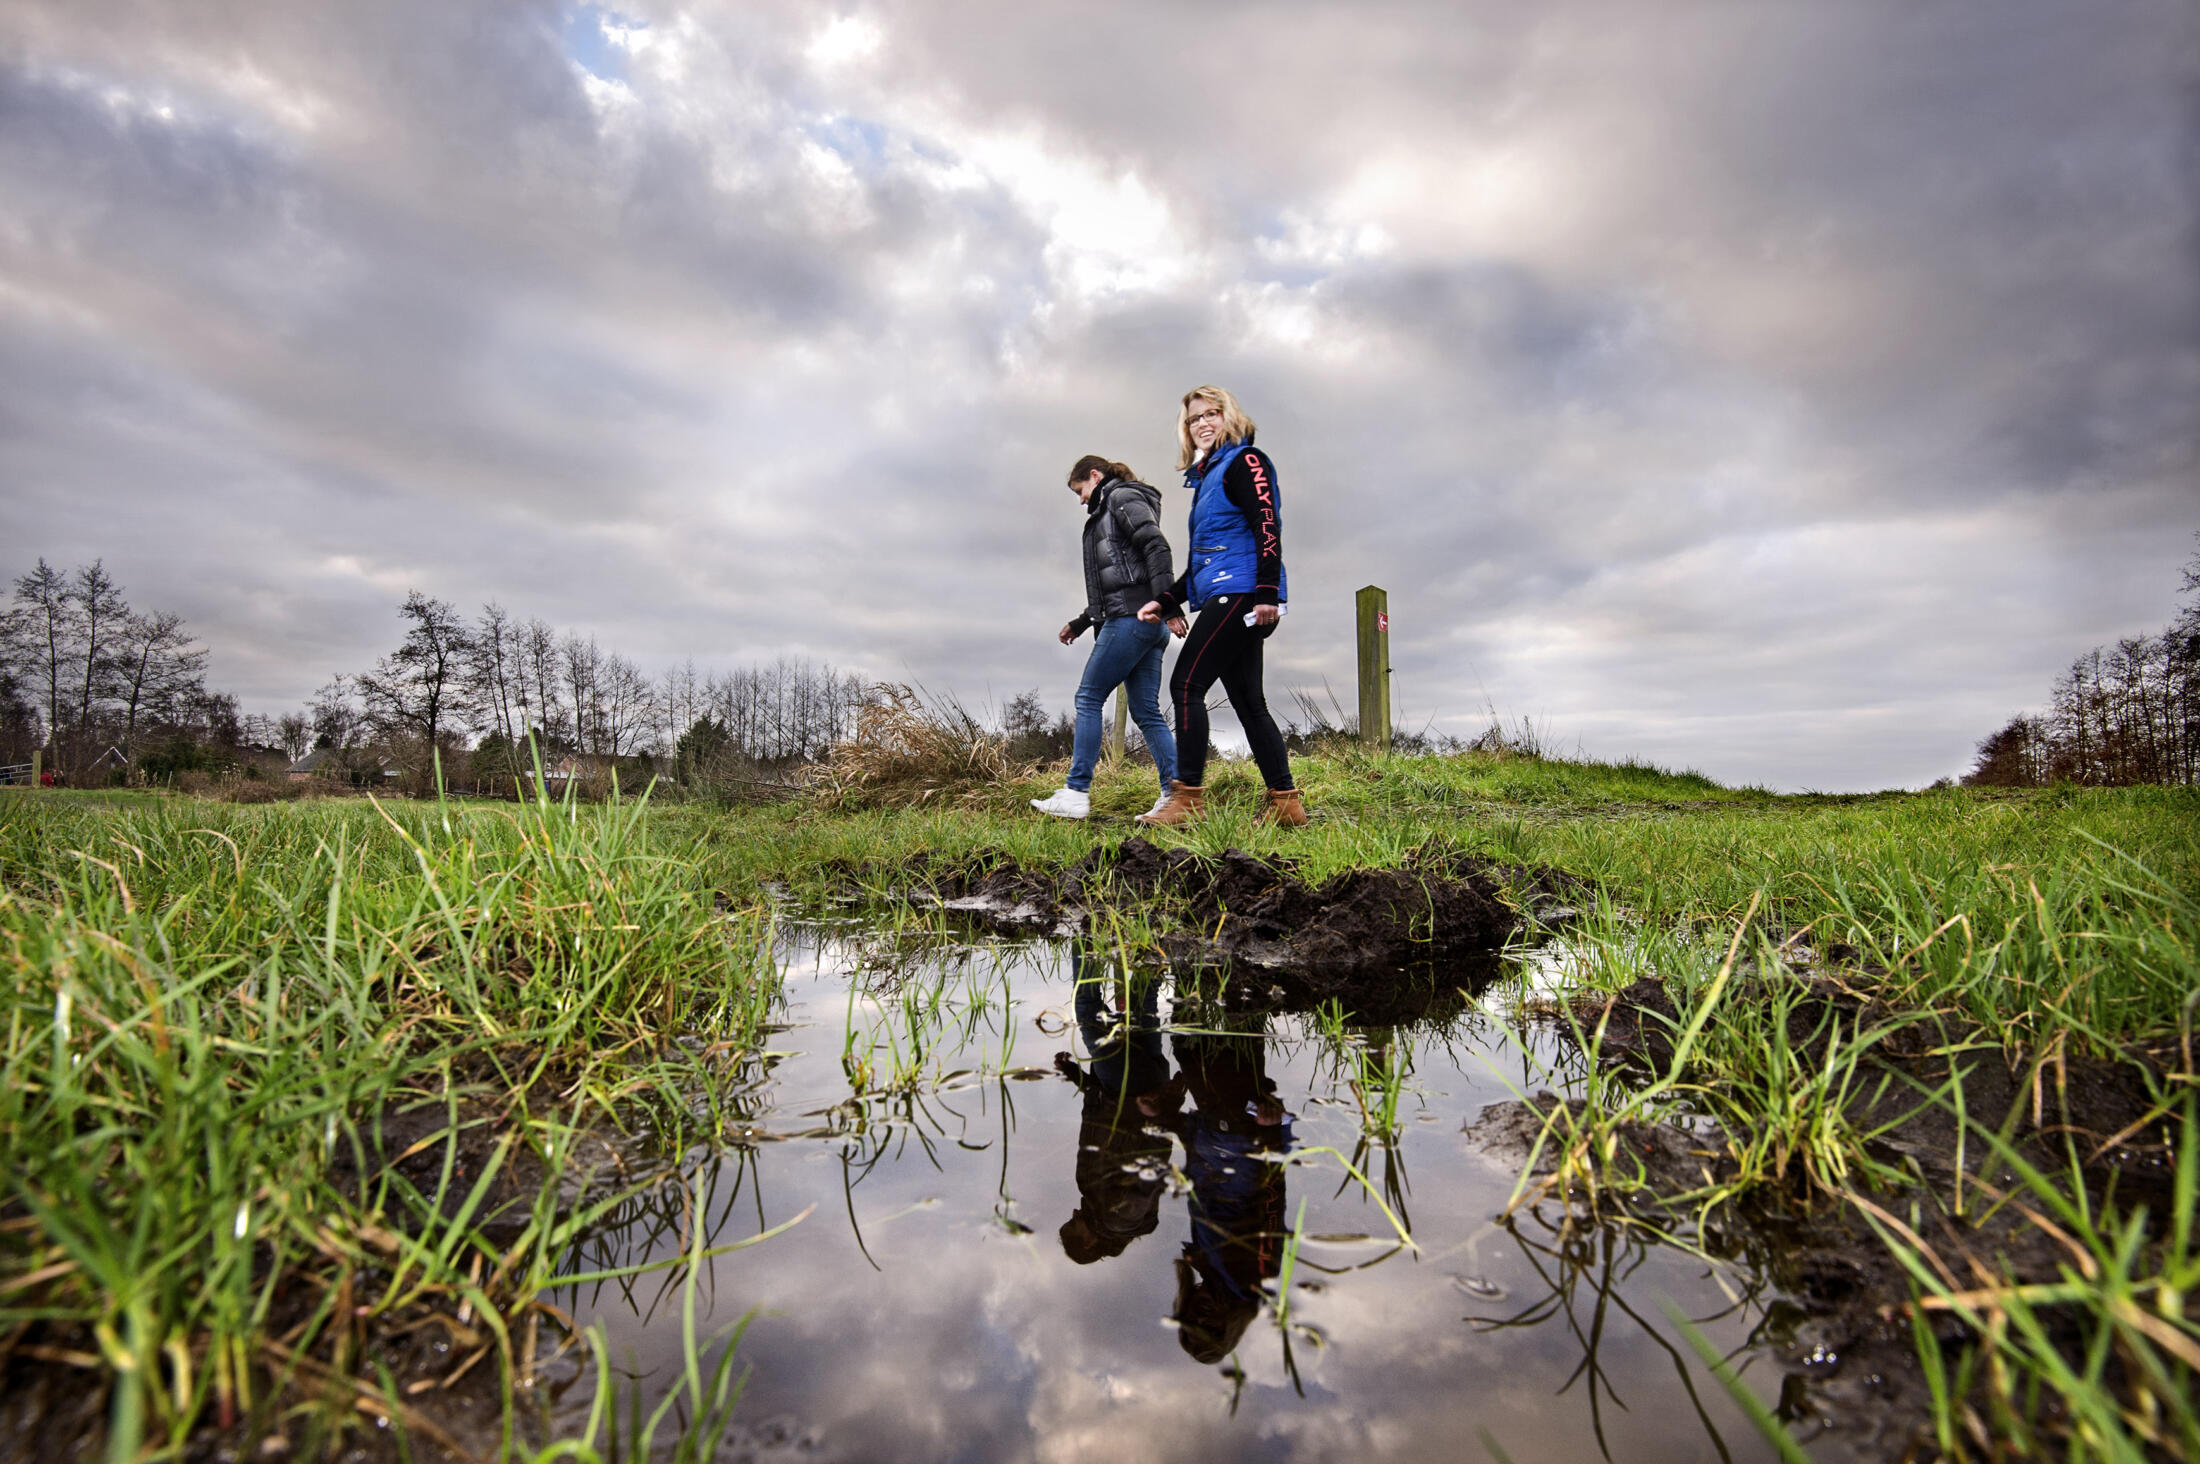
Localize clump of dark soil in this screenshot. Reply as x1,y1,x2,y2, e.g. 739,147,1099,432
1575,973,2180,1211
1,1068,684,1464
1485,975,2189,1458
330,1090,650,1238
891,837,1588,1020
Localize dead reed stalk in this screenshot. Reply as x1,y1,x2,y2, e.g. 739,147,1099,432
806,683,1021,808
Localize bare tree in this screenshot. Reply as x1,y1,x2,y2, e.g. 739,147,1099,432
357,592,475,749
520,617,566,751
1002,690,1047,741
658,658,701,760
310,675,366,751
111,610,208,754
8,559,72,753
70,561,128,738
468,602,525,779
188,688,243,748
696,658,868,763
481,603,523,740
594,651,656,759
276,712,312,762
3,558,238,774
1964,715,2052,786
561,633,601,755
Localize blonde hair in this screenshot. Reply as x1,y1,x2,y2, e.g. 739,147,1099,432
1175,385,1256,471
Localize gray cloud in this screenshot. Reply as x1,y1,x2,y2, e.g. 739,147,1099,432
1,0,2194,788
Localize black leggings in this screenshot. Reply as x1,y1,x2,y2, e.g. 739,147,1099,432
1170,595,1294,790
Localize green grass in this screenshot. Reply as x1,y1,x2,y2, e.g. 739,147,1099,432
0,787,784,1459
1,748,2195,1461
709,751,2197,1055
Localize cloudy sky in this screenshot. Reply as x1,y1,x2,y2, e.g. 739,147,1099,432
2,0,2194,790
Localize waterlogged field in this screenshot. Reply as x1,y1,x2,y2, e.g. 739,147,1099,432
1,752,2195,1462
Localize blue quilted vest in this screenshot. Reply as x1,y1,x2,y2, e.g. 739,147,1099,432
1184,441,1287,606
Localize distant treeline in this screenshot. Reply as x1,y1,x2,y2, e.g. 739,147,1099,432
295,592,875,792
1966,546,2200,788
0,559,232,776
0,566,883,793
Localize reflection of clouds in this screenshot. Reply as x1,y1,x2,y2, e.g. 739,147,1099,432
557,941,1788,1462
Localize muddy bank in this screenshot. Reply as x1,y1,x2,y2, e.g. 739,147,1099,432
1466,1090,1941,1458
1577,973,2180,1211
886,837,1589,1019
0,1077,683,1464
1470,976,2186,1459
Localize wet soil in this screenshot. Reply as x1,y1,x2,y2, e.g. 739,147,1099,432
0,1269,535,1464
889,836,1589,1022
0,1071,667,1464
1578,972,2180,1212
327,1085,654,1240
1468,974,2190,1458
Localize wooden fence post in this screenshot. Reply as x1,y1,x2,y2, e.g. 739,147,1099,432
1356,586,1391,752
30,749,41,788
1107,689,1128,761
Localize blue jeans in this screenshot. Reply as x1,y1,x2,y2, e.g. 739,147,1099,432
1067,617,1178,792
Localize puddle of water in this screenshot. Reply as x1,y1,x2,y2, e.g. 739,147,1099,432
538,926,1847,1463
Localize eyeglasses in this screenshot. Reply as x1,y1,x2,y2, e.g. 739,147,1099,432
1187,407,1224,427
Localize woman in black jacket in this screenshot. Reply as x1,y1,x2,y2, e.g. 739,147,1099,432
1029,455,1181,820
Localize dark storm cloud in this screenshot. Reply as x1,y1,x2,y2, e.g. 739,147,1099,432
0,0,2193,787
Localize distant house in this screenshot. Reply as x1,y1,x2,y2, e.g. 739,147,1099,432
88,746,129,777
236,742,291,776
285,749,339,781
287,749,401,783
524,754,593,793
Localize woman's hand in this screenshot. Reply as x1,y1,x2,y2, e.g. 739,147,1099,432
1250,603,1280,628
1167,617,1188,637
1136,601,1163,624
1059,622,1079,645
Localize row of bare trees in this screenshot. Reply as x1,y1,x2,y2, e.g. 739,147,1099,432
657,658,872,764
306,593,869,791
1967,547,2200,787
1,560,226,775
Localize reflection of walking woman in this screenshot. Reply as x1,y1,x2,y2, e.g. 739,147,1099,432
1137,386,1305,827
1156,1025,1292,1363
1029,455,1181,821
1051,945,1174,1265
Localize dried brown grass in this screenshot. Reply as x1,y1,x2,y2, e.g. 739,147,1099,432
807,683,1022,809
169,770,314,803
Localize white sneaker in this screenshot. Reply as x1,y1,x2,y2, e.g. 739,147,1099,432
1030,787,1091,820
1142,789,1173,820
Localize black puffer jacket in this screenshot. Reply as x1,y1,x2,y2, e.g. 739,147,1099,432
1067,477,1175,635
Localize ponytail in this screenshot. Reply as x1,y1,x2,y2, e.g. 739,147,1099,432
1066,453,1137,486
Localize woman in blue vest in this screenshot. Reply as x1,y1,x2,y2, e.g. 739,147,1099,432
1136,386,1306,827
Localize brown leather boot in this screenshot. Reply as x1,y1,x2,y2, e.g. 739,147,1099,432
1136,781,1204,827
1260,789,1309,827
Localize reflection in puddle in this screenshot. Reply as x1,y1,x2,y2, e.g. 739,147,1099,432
542,926,1831,1463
